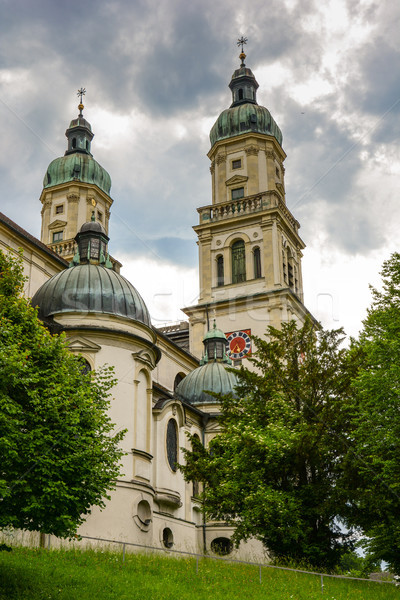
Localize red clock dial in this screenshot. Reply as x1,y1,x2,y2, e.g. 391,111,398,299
225,330,252,359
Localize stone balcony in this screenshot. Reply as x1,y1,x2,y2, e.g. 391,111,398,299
48,239,75,258
197,190,300,234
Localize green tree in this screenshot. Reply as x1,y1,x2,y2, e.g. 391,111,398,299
0,249,125,538
181,319,359,569
345,252,400,575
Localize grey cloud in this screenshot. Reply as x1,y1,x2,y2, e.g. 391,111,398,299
0,0,399,269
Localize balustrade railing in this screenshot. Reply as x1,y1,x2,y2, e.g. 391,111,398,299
49,240,76,257
198,191,299,233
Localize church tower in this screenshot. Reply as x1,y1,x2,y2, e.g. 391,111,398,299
39,90,114,263
184,44,311,360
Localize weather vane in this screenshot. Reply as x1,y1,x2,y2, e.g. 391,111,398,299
237,36,248,53
77,87,86,116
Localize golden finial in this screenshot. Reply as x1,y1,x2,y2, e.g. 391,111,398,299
237,36,248,66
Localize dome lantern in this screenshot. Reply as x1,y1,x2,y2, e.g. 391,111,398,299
71,211,111,267
229,41,259,108
201,320,231,365
65,88,94,156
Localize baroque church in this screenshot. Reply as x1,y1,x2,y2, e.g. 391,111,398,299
0,48,312,559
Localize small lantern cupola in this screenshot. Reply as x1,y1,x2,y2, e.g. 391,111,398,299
201,320,231,365
65,88,94,156
229,37,259,108
71,211,112,267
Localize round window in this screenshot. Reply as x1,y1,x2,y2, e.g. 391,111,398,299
162,527,173,548
166,419,178,472
211,537,233,556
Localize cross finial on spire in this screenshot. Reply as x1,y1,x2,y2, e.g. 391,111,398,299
77,87,86,116
237,36,248,53
237,36,248,66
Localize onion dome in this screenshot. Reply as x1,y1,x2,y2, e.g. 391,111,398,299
210,50,282,148
175,322,238,406
43,94,111,194
31,216,151,326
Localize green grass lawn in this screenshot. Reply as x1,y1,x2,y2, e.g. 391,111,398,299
0,547,398,600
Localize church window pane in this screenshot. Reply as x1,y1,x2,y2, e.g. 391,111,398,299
253,247,261,279
52,231,63,242
55,205,63,214
207,339,224,360
232,240,246,283
232,159,241,169
231,187,244,201
238,89,243,100
166,419,178,472
72,138,76,149
217,255,224,287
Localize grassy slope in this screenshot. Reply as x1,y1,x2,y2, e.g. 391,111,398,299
0,547,398,600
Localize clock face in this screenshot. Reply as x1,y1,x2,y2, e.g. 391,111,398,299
226,330,252,359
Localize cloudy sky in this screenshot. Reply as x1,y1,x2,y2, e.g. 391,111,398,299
1,0,399,337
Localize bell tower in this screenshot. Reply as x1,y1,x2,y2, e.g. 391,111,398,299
39,89,113,262
184,41,312,360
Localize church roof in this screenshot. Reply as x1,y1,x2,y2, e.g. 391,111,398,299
175,323,237,406
43,153,112,195
31,263,151,326
210,103,283,147
175,360,238,406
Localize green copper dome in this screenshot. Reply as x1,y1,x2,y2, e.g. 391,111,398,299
175,323,237,406
210,103,282,148
32,217,150,325
210,52,282,148
43,103,111,195
43,153,111,194
175,361,238,406
31,264,151,326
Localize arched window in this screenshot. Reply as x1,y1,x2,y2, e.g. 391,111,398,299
217,255,224,287
79,358,92,375
166,419,178,472
238,88,243,100
232,240,246,283
253,247,261,279
211,537,233,555
174,373,184,391
72,138,76,149
287,250,294,288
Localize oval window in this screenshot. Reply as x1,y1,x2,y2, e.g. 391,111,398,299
162,527,174,548
166,419,178,472
137,500,151,526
